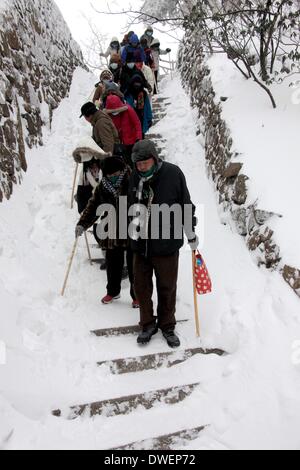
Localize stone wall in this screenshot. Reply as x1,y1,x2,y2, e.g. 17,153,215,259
178,31,300,298
0,0,85,202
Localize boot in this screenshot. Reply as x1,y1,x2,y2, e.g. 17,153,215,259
163,330,180,348
137,325,158,345
100,261,107,271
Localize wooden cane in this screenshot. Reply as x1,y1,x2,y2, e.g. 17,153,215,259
71,163,79,210
84,232,93,266
192,251,201,337
61,238,79,297
152,69,159,95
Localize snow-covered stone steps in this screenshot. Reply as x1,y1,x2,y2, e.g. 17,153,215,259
153,97,171,104
146,133,166,142
52,383,200,420
112,426,207,450
153,113,167,122
97,347,225,375
90,244,102,250
152,103,167,122
91,320,189,338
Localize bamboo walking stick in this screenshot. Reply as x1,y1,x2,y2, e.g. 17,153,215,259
192,251,201,337
61,238,79,297
84,232,93,266
71,163,79,210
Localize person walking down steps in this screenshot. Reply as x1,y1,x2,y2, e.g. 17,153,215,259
150,39,171,95
93,70,114,107
100,37,121,61
125,75,153,138
129,140,198,348
80,102,120,155
76,157,139,308
105,95,142,167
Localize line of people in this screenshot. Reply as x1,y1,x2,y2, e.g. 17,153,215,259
74,28,198,349
99,28,171,96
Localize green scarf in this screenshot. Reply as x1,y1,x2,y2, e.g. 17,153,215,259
139,164,156,179
108,175,120,186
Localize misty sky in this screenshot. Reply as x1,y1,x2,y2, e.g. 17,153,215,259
55,0,147,45
54,0,180,60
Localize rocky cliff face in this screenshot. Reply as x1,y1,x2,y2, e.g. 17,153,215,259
178,31,300,299
0,0,85,202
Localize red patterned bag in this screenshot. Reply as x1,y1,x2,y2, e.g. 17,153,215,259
194,251,212,295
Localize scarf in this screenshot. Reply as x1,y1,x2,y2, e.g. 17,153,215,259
102,171,126,199
136,162,162,204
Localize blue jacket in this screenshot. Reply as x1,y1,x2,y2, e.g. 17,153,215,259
121,34,146,64
125,92,153,135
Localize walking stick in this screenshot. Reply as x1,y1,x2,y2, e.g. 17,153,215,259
71,163,79,210
84,232,93,266
192,251,201,338
61,237,79,296
152,69,159,95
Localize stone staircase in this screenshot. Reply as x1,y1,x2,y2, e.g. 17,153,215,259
52,96,225,450
53,383,200,420
112,426,207,451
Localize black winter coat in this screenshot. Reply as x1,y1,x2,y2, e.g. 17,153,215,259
120,67,148,95
78,171,130,250
128,162,197,257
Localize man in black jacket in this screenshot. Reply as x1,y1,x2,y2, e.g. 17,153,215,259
120,53,151,95
129,140,198,348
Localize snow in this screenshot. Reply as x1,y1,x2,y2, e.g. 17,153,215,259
1,67,300,450
207,55,300,268
0,0,81,58
0,0,7,12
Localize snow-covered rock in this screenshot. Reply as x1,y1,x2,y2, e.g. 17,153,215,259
0,0,85,202
178,29,300,298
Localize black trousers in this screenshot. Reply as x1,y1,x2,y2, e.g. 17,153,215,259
133,252,179,332
106,247,136,300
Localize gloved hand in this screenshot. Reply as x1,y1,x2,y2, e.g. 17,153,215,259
147,84,153,94
188,235,199,251
75,225,85,239
166,48,171,53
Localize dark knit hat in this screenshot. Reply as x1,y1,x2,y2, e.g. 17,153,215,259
126,52,135,63
103,80,121,93
80,102,97,118
132,140,159,164
102,156,125,176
